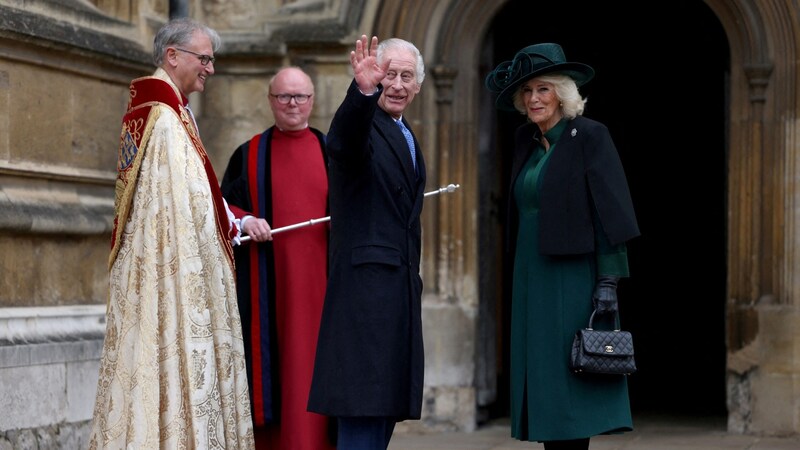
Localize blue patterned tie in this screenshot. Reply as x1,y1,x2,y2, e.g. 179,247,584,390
396,119,416,169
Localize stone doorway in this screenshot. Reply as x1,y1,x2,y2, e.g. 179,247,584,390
478,0,730,421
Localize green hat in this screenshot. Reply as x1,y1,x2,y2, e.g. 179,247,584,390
485,43,595,112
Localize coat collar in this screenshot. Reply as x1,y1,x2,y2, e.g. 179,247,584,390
374,108,419,183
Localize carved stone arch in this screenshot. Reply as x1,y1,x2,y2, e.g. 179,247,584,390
371,0,481,308
369,0,535,429
706,0,777,298
703,0,776,351
371,0,493,303
371,0,500,431
705,0,800,436
368,0,800,435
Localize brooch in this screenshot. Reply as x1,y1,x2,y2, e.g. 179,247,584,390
571,128,577,137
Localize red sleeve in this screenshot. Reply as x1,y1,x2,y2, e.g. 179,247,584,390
228,203,252,219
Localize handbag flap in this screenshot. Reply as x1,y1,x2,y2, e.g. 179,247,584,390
579,329,634,357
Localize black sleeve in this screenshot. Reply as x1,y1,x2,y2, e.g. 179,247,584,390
221,142,251,211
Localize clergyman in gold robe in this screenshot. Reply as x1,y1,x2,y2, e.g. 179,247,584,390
89,18,255,449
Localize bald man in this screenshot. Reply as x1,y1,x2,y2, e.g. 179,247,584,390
221,67,334,450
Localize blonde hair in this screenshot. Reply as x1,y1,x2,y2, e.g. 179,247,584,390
512,73,587,119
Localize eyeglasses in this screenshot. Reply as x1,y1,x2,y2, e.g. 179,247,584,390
175,48,215,66
270,94,313,105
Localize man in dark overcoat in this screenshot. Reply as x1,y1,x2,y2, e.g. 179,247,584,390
307,35,427,449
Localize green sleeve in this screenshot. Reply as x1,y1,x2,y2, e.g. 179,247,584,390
594,206,630,277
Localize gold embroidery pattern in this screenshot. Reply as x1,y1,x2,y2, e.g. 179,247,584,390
180,105,199,140
127,83,137,110
90,102,254,449
110,108,158,269
119,118,143,170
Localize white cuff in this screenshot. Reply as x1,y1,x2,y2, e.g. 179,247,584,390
358,86,379,96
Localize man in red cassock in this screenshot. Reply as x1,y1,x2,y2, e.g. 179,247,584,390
221,66,334,450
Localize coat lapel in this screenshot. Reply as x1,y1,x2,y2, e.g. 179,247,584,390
373,109,426,222
375,109,417,184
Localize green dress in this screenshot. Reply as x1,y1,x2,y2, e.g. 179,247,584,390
510,120,633,442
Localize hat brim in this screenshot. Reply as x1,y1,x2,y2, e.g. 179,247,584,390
495,62,594,112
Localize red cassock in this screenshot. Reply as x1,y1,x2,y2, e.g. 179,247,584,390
222,126,335,450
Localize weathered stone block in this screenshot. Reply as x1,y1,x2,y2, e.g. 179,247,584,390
0,364,65,430
67,359,100,422
750,371,797,436
422,302,475,385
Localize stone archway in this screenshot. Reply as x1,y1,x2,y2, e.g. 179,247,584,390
704,0,800,436
370,0,494,432
373,0,800,435
469,0,732,421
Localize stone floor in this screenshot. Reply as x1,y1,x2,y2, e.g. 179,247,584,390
388,413,800,450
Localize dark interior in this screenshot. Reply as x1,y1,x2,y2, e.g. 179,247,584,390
481,0,730,420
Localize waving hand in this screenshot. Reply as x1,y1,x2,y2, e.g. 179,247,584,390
351,35,390,94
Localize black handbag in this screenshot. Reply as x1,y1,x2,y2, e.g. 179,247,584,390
570,309,636,375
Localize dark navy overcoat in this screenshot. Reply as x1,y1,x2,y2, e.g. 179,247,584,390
308,81,427,420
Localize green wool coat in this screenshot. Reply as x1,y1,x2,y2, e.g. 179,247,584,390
508,119,635,442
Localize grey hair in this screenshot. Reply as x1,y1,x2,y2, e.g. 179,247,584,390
377,38,425,85
512,73,587,119
152,18,221,67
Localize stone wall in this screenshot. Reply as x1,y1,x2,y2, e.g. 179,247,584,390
0,305,105,448
7,0,800,442
0,1,151,310
0,1,155,443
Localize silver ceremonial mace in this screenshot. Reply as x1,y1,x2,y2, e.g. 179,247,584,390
239,183,460,242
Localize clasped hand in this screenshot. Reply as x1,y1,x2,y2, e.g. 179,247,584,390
243,217,272,242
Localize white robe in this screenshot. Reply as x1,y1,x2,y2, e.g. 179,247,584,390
89,69,254,449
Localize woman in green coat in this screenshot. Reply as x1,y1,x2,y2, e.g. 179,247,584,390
486,43,640,449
